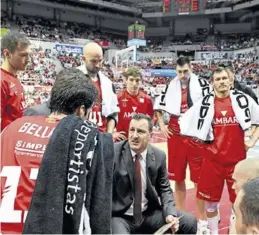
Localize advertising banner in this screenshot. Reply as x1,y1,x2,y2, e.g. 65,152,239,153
200,52,228,60
141,69,177,77
55,44,83,54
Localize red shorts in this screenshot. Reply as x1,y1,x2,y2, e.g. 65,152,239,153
167,134,203,183
197,158,236,203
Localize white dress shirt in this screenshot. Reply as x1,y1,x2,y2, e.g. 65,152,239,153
125,149,148,215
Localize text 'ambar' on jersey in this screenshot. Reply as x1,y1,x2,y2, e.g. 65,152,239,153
214,116,238,125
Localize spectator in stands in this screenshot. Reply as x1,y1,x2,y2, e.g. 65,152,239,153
23,99,51,116
1,11,10,29
23,69,86,116
1,32,31,131
77,41,119,134
223,65,258,104
234,177,259,234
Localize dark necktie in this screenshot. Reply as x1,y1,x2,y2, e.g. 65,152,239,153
134,154,142,225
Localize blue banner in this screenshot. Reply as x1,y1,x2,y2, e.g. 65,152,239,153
141,69,177,78
55,44,83,54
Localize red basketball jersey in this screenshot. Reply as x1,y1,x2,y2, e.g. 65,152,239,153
206,96,246,165
89,80,107,132
1,69,26,131
0,116,59,234
169,87,189,134
116,89,154,134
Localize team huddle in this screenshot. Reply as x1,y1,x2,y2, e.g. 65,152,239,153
1,32,259,234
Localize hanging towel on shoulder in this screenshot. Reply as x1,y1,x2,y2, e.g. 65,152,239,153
23,115,114,234
179,89,259,141
154,73,211,116
77,64,119,117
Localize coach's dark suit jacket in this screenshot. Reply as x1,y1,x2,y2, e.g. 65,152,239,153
23,100,51,116
113,140,177,219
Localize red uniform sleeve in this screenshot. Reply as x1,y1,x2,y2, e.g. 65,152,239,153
117,91,123,100
146,96,156,126
147,97,155,118
1,80,8,119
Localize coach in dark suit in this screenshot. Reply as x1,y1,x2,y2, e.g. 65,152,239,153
23,99,51,116
112,113,197,234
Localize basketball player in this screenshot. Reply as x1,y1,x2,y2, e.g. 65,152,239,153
1,32,31,130
114,67,154,141
154,57,211,233
217,63,258,224
0,69,97,233
77,42,119,133
180,67,259,235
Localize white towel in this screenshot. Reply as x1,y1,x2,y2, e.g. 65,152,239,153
179,89,259,141
77,65,119,117
154,73,211,116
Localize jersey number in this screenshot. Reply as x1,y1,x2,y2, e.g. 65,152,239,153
89,111,103,126
159,84,169,106
0,166,39,223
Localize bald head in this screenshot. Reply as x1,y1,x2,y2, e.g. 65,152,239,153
235,158,259,177
232,158,259,194
83,42,103,77
83,42,103,57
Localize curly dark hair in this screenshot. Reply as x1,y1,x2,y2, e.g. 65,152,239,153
50,68,97,114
